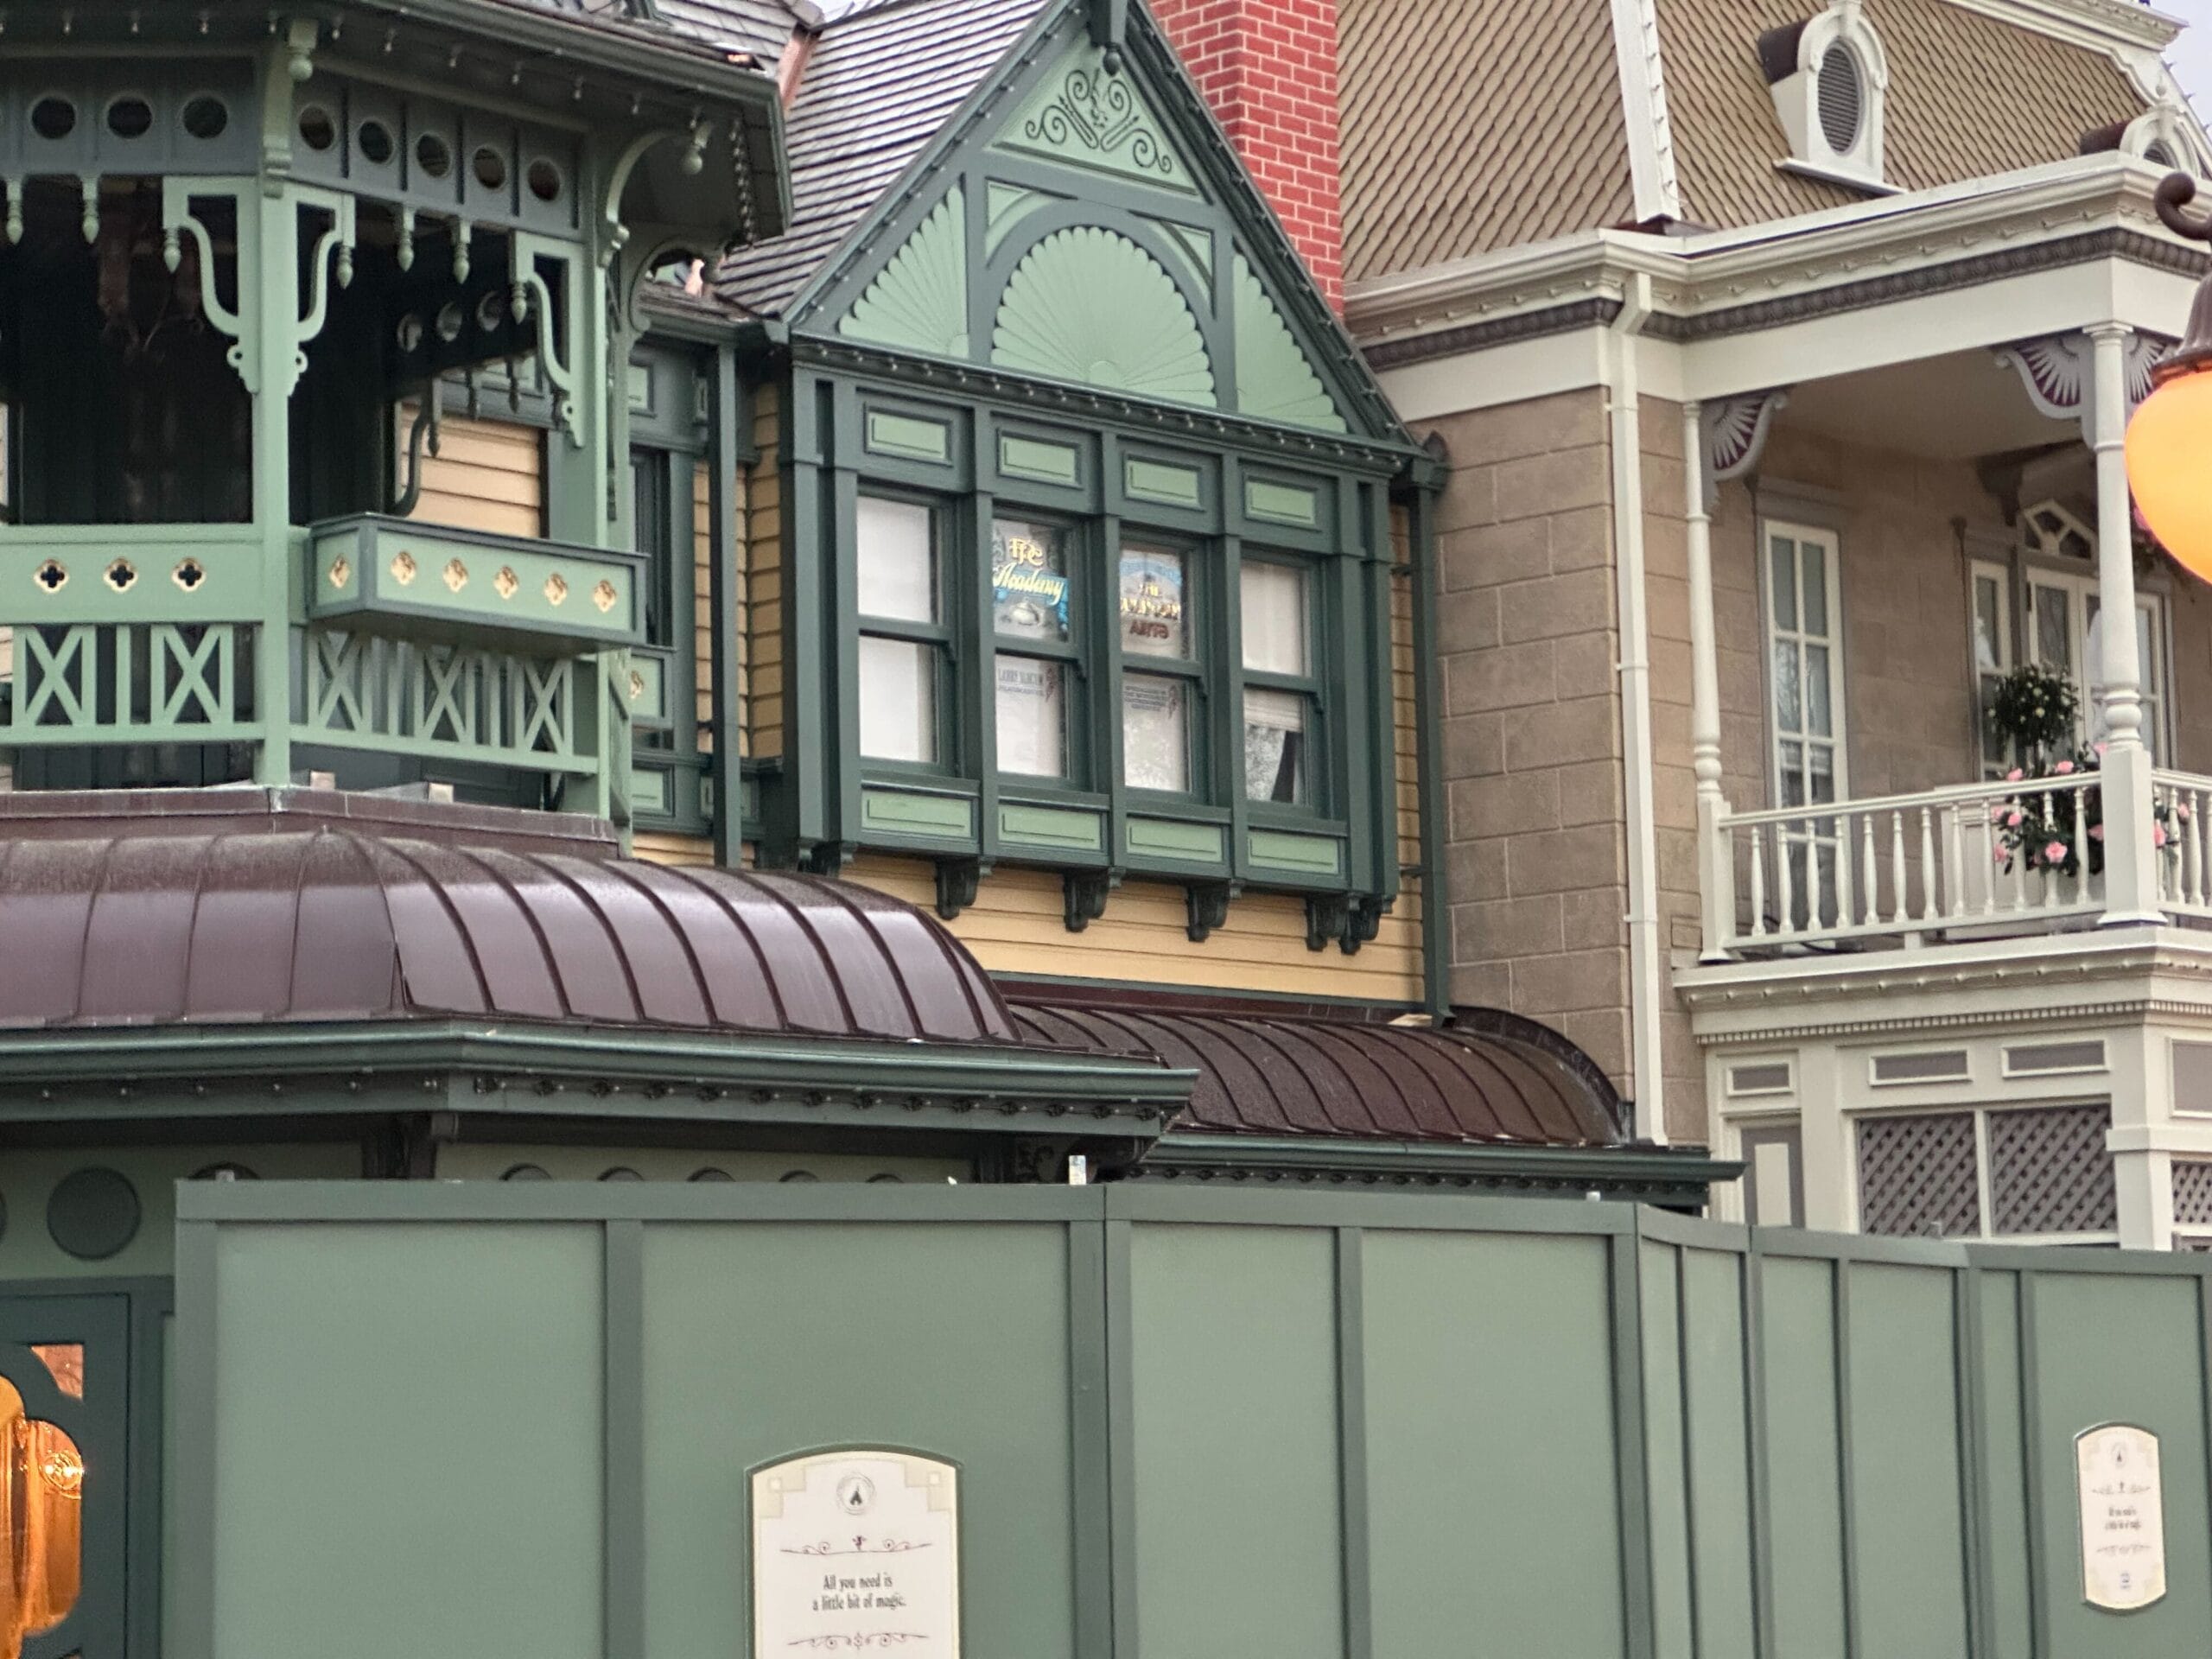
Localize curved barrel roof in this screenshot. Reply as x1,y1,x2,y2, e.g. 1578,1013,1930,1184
1008,998,1621,1147
0,828,1014,1045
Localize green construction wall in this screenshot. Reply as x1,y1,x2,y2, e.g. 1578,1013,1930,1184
167,1185,2212,1659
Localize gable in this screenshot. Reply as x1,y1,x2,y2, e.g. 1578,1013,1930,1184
800,3,1395,442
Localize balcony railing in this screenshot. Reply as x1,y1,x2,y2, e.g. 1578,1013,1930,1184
1699,763,2212,957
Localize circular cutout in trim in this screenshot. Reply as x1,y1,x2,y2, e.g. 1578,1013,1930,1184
501,1163,551,1181
180,95,229,140
190,1162,258,1181
296,105,336,152
689,1167,735,1183
526,158,563,203
357,118,394,166
415,131,452,180
106,97,155,140
600,1167,644,1182
778,1170,819,1183
472,146,508,192
30,97,78,141
48,1167,141,1261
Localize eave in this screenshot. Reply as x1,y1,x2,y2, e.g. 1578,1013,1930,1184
1134,1131,1739,1203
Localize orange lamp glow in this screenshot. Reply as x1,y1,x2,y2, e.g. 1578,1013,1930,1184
2130,174,2212,581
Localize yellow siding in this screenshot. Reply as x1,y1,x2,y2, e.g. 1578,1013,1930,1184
400,410,543,538
746,383,783,760
846,855,1421,1001
632,831,715,868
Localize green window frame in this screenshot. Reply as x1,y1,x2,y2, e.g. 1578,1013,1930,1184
1238,554,1320,812
990,513,1085,786
626,342,714,835
1115,537,1209,803
855,493,956,773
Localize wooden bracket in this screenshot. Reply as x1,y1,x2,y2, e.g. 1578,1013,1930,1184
935,856,988,920
1341,894,1389,956
1185,880,1237,943
1064,868,1119,932
1305,893,1350,952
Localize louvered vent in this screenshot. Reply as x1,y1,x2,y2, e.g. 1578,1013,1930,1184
2145,141,2178,169
1858,1112,1980,1237
1817,43,1864,155
1989,1106,2115,1236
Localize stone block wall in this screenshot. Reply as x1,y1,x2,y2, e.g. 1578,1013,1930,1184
1423,390,1633,1093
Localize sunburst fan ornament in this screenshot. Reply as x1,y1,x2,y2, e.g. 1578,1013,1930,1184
991,226,1215,407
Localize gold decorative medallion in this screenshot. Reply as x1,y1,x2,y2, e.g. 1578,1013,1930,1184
493,565,519,600
543,573,569,606
173,558,207,592
389,550,418,586
32,559,67,594
103,559,137,593
593,578,619,613
442,557,468,593
326,555,351,591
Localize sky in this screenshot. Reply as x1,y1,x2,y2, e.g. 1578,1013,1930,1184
2175,0,2212,123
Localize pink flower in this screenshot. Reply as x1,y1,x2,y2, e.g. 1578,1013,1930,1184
1993,846,2008,864
2156,825,2169,849
2055,760,2075,775
1991,804,2006,823
2094,741,2108,758
2006,810,2023,828
2091,824,2106,842
2005,767,2024,783
2043,840,2067,862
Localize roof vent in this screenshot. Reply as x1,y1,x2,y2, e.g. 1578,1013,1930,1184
1816,44,1862,155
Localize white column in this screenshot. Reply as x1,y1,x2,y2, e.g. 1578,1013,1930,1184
1684,403,1735,959
2088,323,2162,925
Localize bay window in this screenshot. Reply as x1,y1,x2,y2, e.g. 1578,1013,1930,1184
855,496,944,766
992,518,1077,781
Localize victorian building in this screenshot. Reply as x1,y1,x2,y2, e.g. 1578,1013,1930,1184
1320,0,2212,1246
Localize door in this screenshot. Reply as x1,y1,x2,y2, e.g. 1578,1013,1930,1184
0,1296,128,1659
2024,570,2170,763
1765,522,1847,926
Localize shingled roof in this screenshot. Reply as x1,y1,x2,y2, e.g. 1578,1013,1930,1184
716,0,1049,315
513,0,797,64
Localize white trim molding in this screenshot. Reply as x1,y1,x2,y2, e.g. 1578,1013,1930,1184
1609,0,1682,224
1768,0,1890,192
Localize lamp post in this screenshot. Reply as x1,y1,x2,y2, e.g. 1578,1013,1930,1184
2128,175,2212,580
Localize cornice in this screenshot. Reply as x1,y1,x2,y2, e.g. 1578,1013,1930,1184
1346,161,2202,365
1937,0,2182,56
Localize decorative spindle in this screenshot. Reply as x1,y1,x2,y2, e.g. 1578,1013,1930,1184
453,218,471,283
80,177,99,243
335,239,354,289
162,225,181,272
5,180,23,246
397,206,415,271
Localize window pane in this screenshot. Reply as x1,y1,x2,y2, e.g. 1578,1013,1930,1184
857,497,936,623
1980,674,2009,771
0,1372,82,1645
1974,575,2003,673
1241,562,1307,676
2034,584,2069,671
1120,545,1190,658
1770,537,1797,629
992,519,1071,643
858,635,937,762
1122,673,1190,792
1772,640,1802,734
1244,686,1308,804
995,654,1066,779
1801,542,1827,637
631,451,674,649
1806,645,1832,737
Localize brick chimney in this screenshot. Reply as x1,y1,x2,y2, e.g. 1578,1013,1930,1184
1149,0,1344,312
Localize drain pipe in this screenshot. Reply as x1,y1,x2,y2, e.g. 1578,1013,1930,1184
1604,274,1669,1144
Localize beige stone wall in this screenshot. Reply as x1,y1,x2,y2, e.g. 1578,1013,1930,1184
2164,575,2212,777
1424,390,1633,1092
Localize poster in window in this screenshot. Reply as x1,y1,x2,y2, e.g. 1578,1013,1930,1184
1120,547,1187,658
993,520,1070,641
1243,687,1306,804
995,655,1066,779
1122,674,1188,793
751,1448,961,1655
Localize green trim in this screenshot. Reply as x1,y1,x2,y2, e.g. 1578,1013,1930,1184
998,434,1082,487
861,785,976,839
1000,802,1106,852
1231,254,1348,435
1127,816,1224,861
1249,828,1344,876
993,39,1200,195
1140,1134,1740,1197
862,410,955,465
1243,477,1321,529
1123,455,1203,509
989,224,1215,407
603,1221,647,1659
841,188,971,359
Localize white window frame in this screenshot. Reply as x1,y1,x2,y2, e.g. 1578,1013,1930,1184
1759,517,1849,808
1968,556,2016,781
2019,575,2174,766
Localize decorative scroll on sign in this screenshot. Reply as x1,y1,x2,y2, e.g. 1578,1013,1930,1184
2075,1423,2165,1611
752,1449,962,1653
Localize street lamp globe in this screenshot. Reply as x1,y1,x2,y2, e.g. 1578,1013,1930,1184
2128,175,2212,582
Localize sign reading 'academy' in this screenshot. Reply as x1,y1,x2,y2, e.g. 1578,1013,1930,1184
752,1449,962,1653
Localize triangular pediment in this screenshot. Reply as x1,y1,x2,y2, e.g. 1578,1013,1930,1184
811,2,1401,445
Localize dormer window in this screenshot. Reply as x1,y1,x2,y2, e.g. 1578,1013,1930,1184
1761,0,1891,193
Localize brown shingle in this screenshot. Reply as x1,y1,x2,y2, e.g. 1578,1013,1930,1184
1338,0,1637,282
1656,0,2149,228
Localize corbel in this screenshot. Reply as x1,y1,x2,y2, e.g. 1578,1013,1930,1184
803,840,853,879
1064,868,1119,932
934,856,988,921
1184,880,1236,943
162,179,253,391
1341,893,1390,956
516,235,587,447
1305,892,1351,952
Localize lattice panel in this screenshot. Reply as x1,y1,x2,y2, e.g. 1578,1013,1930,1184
2172,1160,2212,1230
303,629,582,768
1989,1106,2116,1236
1857,1112,1980,1237
9,623,245,737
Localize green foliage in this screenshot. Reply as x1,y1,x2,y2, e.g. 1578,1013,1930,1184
1987,662,2077,758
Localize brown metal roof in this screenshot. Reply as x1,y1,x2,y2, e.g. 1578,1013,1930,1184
1007,996,1623,1147
0,827,1014,1046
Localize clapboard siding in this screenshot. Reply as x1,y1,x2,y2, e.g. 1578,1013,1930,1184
400,410,544,539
